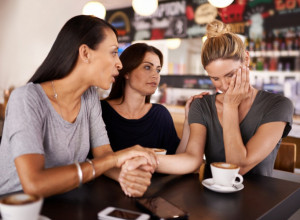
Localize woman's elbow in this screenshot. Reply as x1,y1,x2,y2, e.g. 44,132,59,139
21,179,45,197
238,163,254,175
238,168,248,176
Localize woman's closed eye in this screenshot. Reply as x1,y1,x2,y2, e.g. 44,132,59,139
210,77,219,81
226,73,234,78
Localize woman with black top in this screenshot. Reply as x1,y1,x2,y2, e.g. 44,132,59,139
101,43,207,197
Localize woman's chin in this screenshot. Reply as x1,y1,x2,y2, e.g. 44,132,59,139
97,83,111,90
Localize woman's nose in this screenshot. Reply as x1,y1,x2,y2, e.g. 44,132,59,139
152,70,159,78
116,57,123,70
222,79,229,90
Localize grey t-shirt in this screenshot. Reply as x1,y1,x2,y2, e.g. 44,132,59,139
0,83,109,195
189,90,294,177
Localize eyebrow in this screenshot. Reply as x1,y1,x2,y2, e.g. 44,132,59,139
110,45,119,49
143,61,161,68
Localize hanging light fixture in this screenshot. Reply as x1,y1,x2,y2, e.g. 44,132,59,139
82,1,106,19
166,38,181,50
132,0,158,16
207,0,234,8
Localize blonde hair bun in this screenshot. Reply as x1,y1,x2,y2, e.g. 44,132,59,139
206,19,231,38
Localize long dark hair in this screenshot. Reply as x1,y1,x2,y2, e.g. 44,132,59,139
106,43,163,103
28,15,118,83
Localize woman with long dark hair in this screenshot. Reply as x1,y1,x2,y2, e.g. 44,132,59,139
101,43,207,197
0,15,157,197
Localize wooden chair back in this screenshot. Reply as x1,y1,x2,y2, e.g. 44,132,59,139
274,142,297,173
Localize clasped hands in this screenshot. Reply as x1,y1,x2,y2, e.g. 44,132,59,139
118,153,158,197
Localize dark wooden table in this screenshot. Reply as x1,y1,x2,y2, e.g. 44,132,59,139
41,173,300,220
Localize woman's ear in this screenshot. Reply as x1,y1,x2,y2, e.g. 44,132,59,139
124,73,129,79
244,51,250,67
79,44,90,64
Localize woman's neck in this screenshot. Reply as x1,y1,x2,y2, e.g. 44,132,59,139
108,93,151,119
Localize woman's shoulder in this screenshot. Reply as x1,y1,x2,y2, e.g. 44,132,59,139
100,99,112,112
191,93,215,108
100,99,109,106
257,90,293,106
151,103,171,114
10,83,45,103
256,90,294,117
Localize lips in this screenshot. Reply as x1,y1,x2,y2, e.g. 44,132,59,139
111,72,119,82
112,72,119,77
147,82,157,87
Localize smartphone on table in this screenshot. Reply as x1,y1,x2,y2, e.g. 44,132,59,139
98,206,150,220
136,196,188,220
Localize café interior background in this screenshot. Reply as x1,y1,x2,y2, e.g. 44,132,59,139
0,0,133,103
1,0,300,112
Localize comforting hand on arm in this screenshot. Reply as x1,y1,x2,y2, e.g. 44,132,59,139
176,92,210,154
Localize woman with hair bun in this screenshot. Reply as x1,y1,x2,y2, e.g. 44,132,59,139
123,20,293,178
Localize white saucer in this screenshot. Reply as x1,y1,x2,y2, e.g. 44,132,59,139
202,178,244,193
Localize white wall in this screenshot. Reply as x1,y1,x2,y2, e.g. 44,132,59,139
0,0,92,103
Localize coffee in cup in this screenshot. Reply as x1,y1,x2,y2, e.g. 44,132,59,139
0,193,43,220
210,162,243,187
153,148,167,155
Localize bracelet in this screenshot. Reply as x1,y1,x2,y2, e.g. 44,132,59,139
86,158,96,180
74,162,83,187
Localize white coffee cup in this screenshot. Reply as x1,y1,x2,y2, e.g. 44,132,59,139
0,193,43,220
153,148,167,155
210,162,243,187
